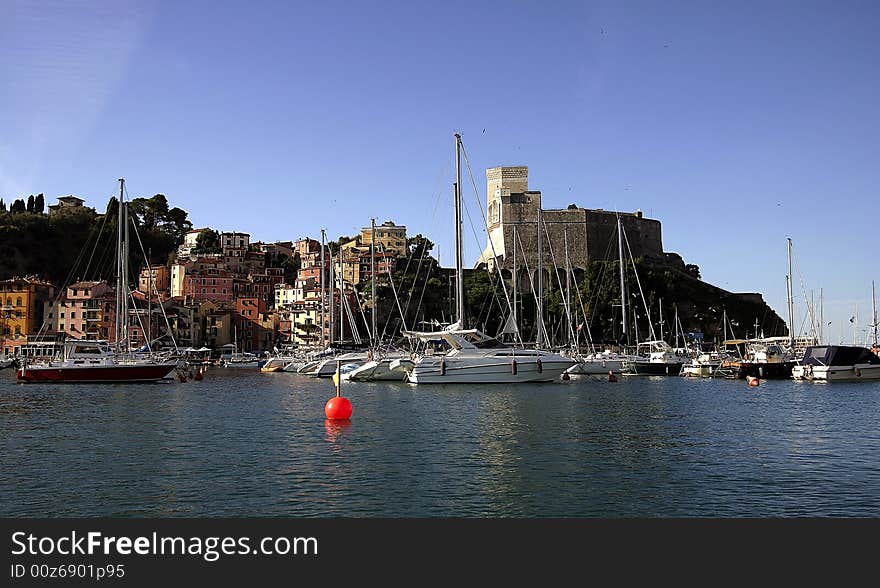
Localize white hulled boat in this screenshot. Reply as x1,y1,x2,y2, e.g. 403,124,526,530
405,324,575,384
791,345,880,382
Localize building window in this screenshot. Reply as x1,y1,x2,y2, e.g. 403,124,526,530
16,297,22,306
60,312,65,318
71,312,76,318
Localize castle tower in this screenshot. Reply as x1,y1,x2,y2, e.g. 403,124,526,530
481,166,542,268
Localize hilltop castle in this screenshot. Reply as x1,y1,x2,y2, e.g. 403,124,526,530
477,166,669,272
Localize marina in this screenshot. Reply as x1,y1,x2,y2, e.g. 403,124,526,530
3,368,879,517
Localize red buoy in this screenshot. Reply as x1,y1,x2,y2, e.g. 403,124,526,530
194,368,204,381
747,376,760,387
608,370,618,383
325,396,353,420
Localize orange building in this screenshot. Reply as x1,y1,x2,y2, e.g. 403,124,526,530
0,277,56,356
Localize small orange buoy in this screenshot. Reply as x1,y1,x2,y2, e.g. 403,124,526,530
747,375,760,387
608,370,618,383
325,396,352,420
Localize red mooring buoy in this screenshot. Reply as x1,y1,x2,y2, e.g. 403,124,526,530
747,376,760,387
608,370,618,383
194,368,204,381
325,396,352,420
325,360,352,419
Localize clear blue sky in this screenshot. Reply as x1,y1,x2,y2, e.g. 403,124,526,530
2,0,878,344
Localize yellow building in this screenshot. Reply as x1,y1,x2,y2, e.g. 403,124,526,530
360,220,407,257
1,277,56,356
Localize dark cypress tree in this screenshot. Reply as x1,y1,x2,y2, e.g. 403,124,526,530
0,198,6,212
34,193,45,214
11,199,26,213
26,195,34,213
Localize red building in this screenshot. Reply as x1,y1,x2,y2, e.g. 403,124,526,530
184,265,233,303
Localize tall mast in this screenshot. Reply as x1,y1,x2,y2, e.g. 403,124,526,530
454,133,465,328
123,195,130,351
787,238,794,347
873,281,877,347
658,298,665,343
617,215,627,343
115,179,124,352
339,260,344,342
536,207,545,348
674,304,679,349
819,288,824,344
512,224,517,338
723,308,728,344
370,218,377,348
564,228,572,349
328,242,334,345
320,229,326,348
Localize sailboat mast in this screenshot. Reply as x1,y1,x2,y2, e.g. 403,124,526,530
617,215,627,342
454,133,466,328
873,281,877,347
722,308,728,344
564,228,572,349
512,224,517,337
370,218,377,348
328,242,334,345
320,229,326,348
115,179,124,353
536,206,544,349
787,238,794,347
659,298,665,343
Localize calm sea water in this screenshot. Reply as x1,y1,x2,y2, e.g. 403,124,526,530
1,368,879,517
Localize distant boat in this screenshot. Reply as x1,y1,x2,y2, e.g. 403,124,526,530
622,340,686,376
791,345,880,382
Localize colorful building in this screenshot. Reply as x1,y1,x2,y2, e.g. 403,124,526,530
0,277,56,355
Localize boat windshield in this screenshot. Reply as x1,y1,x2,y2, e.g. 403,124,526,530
459,332,508,349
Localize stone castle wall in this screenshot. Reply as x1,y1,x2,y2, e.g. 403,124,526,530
481,166,664,274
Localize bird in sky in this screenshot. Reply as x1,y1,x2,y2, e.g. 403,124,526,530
482,128,486,134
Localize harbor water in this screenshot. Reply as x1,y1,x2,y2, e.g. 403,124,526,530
2,369,879,517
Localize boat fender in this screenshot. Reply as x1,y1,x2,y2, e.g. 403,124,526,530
511,359,517,375
536,358,543,373
440,358,446,376
855,367,861,378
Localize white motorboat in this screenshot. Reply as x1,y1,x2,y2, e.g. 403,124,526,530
791,345,880,382
0,357,15,370
405,326,576,384
344,351,414,381
622,341,686,376
681,352,725,377
310,351,370,378
564,349,630,375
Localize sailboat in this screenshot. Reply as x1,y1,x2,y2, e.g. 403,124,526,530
566,215,637,375
345,218,414,381
219,326,263,368
404,133,576,384
17,179,179,383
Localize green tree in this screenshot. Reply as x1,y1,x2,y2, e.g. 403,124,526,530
10,199,25,214
34,194,45,214
26,195,34,213
0,199,6,213
192,229,221,255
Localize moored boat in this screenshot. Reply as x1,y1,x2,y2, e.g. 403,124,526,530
791,345,880,382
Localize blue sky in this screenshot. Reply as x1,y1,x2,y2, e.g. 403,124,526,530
2,0,878,343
